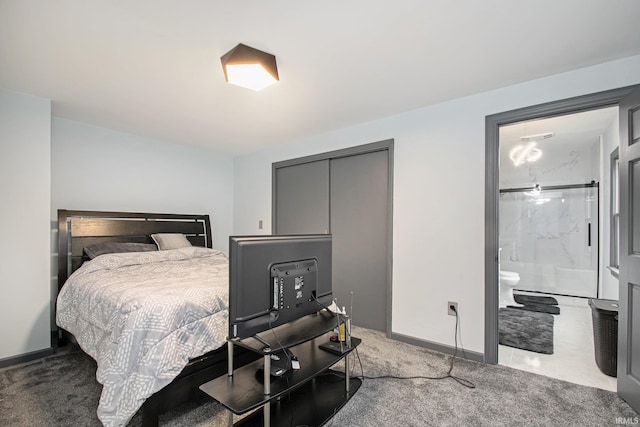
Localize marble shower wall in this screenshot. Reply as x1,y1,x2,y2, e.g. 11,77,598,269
499,187,598,297
499,138,600,298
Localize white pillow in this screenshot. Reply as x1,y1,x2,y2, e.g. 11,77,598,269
151,233,193,250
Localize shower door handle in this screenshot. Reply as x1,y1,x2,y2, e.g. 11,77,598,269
588,222,591,247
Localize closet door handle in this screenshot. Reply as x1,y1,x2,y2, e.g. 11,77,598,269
588,223,591,247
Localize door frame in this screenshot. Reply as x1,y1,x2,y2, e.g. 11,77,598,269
272,139,394,336
484,85,640,364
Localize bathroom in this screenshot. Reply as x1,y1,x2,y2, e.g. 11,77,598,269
497,106,619,390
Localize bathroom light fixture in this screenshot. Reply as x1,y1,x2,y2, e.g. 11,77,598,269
220,43,279,91
525,184,550,204
524,184,542,198
509,142,543,166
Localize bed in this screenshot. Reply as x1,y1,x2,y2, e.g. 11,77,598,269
55,210,257,427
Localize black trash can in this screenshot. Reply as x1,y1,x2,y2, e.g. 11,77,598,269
588,298,619,377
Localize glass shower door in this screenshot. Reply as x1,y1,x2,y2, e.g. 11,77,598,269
499,185,598,298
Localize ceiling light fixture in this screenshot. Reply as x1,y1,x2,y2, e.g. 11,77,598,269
509,142,543,166
220,43,279,91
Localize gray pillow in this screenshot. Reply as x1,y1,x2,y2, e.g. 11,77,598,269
151,233,193,250
84,242,158,259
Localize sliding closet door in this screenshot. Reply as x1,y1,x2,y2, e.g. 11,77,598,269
274,160,329,234
273,141,392,333
330,151,389,332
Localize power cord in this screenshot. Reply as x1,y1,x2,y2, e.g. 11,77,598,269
270,304,476,427
265,317,299,426
350,306,476,389
267,316,293,369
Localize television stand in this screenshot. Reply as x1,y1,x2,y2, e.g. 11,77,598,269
199,311,361,427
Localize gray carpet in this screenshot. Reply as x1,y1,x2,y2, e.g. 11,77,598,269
499,307,554,354
1,326,637,426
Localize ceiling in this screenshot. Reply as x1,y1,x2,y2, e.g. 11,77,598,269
1,1,639,156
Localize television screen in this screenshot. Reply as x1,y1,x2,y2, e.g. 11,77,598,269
228,234,332,340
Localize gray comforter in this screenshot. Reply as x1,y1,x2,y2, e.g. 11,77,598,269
56,247,229,426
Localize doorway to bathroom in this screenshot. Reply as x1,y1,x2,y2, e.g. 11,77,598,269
485,85,640,412
495,109,616,390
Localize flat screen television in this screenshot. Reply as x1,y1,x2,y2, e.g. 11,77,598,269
228,234,332,340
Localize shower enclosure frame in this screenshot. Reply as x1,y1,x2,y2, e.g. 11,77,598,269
499,181,600,299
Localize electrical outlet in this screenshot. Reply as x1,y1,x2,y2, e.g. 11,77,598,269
448,301,458,316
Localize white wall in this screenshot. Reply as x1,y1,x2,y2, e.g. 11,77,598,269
51,118,235,253
233,55,640,354
0,89,51,360
600,114,620,299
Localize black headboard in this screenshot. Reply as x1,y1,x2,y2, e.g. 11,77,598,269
57,209,212,294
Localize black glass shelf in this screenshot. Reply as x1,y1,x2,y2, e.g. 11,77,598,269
200,335,360,415
233,373,362,427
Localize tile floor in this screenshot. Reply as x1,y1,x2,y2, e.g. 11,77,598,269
499,292,617,391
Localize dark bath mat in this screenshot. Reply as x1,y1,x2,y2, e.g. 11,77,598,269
499,307,554,355
514,294,558,306
508,294,560,315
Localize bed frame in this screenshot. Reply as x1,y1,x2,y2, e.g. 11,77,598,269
56,209,257,426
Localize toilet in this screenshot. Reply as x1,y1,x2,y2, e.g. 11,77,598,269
499,270,522,308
